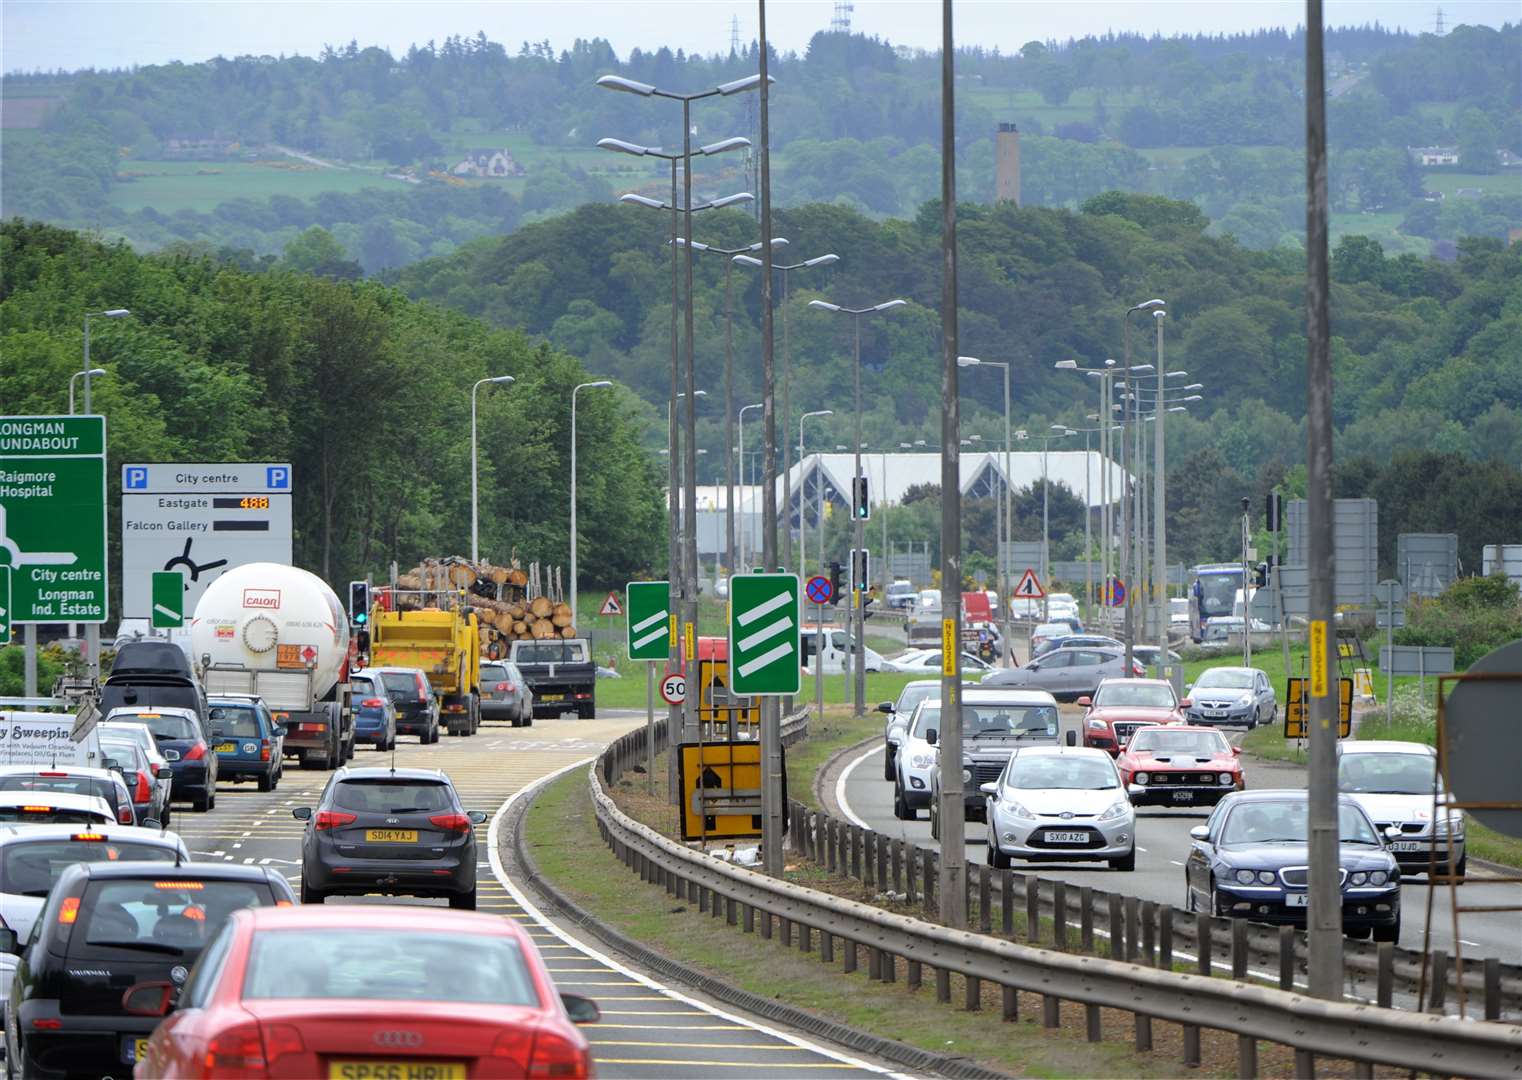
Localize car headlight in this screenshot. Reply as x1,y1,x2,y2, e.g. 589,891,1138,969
1001,800,1035,820
1087,717,1107,730
1219,773,1234,785
1256,870,1276,885
1097,801,1129,822
1135,772,1149,784
1236,693,1254,707
911,754,935,769
1235,869,1256,885
962,767,973,784
1367,870,1388,886
1349,871,1368,886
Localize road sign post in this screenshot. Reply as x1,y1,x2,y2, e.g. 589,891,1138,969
1375,579,1404,727
150,570,185,629
0,567,10,645
728,574,801,696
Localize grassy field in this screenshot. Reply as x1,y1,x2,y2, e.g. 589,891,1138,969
523,765,1248,1077
110,158,396,213
961,85,1136,130
1422,171,1522,198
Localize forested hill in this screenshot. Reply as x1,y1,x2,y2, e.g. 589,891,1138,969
388,193,1522,491
2,23,1517,271
0,219,664,601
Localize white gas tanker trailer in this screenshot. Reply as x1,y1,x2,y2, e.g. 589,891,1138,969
189,563,356,769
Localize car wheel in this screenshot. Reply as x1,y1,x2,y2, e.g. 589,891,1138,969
1185,882,1196,912
300,876,324,905
1452,853,1467,881
1110,848,1136,872
883,748,896,781
987,825,1011,869
1346,926,1373,940
523,716,533,727
192,792,210,813
257,771,273,792
929,800,940,842
449,890,477,911
893,785,914,821
1372,917,1400,943
160,806,171,828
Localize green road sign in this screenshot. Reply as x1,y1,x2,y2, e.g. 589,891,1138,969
728,573,801,696
626,580,671,662
0,416,108,624
0,567,11,644
151,570,185,628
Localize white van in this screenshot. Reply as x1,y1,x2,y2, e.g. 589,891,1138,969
799,626,890,674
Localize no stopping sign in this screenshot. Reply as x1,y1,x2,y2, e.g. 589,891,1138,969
660,673,687,705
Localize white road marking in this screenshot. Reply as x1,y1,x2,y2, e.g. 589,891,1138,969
835,744,878,830
1170,860,1185,866
488,761,902,1077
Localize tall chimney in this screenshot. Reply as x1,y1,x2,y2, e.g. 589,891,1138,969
995,122,1021,206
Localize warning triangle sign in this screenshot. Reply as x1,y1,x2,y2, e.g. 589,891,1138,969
599,592,623,616
1012,568,1045,600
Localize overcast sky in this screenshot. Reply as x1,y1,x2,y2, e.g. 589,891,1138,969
4,1,1515,74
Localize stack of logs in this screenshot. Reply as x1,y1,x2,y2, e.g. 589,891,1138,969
393,557,577,647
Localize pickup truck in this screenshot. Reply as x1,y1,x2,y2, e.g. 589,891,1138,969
508,639,596,719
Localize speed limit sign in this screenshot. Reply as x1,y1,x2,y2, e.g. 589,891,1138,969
660,673,687,705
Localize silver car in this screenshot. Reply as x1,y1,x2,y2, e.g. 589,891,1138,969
982,745,1136,870
1186,666,1276,727
875,679,939,781
1338,741,1465,879
982,647,1144,702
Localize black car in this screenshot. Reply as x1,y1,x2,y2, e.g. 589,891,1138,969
295,766,486,908
97,640,208,725
3,861,295,1078
107,708,219,813
370,666,441,743
1183,789,1402,941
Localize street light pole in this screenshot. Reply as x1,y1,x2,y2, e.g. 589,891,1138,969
77,309,128,682
472,375,515,565
1152,310,1169,655
957,356,1013,664
1121,301,1165,672
808,297,906,715
570,380,613,618
797,410,834,575
737,402,762,570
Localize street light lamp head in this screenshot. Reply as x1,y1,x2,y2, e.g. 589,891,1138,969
596,137,653,156
1168,406,1189,413
747,237,790,251
1181,394,1203,402
1130,299,1166,312
705,192,754,210
874,299,908,312
1053,359,1077,369
717,73,773,95
732,254,763,268
85,367,107,377
488,375,516,385
808,300,841,312
958,356,982,368
596,74,656,96
1164,369,1189,379
673,238,710,251
619,193,665,210
698,136,750,156
95,308,131,318
1154,309,1167,320
803,254,839,268
584,380,614,389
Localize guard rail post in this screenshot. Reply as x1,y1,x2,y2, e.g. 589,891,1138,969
936,966,951,1004
1002,872,1015,936
1054,881,1068,951
1490,958,1504,1021
978,866,992,934
1429,950,1448,1012
1233,918,1249,980
1080,885,1095,952
904,845,917,905
1279,926,1295,990
1159,904,1174,970
1026,876,1040,943
1125,896,1141,961
1141,900,1155,964
891,838,903,895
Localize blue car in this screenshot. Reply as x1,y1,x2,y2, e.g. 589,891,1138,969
350,670,398,751
206,695,284,792
1184,789,1402,942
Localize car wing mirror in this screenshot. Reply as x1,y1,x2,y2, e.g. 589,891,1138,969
467,811,489,825
925,729,937,746
0,928,18,955
1189,825,1210,841
979,782,998,796
291,806,313,821
122,980,176,1017
1064,730,1078,747
561,992,601,1024
1384,826,1402,842
154,765,173,779
1076,696,1091,707
1232,747,1242,756
876,702,894,713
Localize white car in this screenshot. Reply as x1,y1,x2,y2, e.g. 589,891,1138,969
0,792,116,827
1338,741,1465,879
982,745,1136,870
100,720,174,818
875,679,940,781
889,649,992,680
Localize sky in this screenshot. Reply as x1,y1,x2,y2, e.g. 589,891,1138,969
3,0,1517,74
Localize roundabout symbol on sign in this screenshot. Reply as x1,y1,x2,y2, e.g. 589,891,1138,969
660,673,687,705
805,574,834,605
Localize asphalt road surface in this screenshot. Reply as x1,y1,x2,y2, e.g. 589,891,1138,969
173,710,891,1079
837,734,1522,965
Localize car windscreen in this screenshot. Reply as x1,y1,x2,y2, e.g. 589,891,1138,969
894,685,937,716
1338,753,1436,796
912,704,1058,741
480,664,510,683
513,644,587,664
71,878,274,959
1128,730,1230,756
1006,757,1117,790
0,806,106,824
1195,669,1254,690
0,775,117,804
207,705,262,739
243,928,539,1005
100,738,144,770
350,677,378,697
2,841,176,897
332,779,453,813
380,672,421,695
1092,684,1175,709
1220,802,1380,846
119,713,198,741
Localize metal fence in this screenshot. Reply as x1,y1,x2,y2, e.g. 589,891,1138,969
590,720,1522,1078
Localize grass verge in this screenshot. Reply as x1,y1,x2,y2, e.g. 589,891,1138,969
525,767,1243,1078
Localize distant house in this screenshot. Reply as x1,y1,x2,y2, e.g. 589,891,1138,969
1498,149,1522,169
1408,145,1460,167
450,149,523,178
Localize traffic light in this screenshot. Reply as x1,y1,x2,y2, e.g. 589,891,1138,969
1253,562,1269,588
348,581,370,625
851,548,870,592
853,476,870,520
829,561,845,603
1266,492,1283,533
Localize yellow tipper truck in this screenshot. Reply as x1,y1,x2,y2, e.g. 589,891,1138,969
370,598,481,737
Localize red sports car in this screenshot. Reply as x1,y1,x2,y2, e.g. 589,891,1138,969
133,905,598,1079
1116,723,1245,806
1079,677,1188,755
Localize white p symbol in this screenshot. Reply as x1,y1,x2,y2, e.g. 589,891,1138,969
266,467,289,489
125,467,148,489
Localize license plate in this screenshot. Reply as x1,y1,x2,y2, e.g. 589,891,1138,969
1206,709,1227,717
122,1036,150,1064
541,693,564,702
215,742,237,753
1172,790,1195,801
328,1063,465,1080
365,829,418,843
1285,893,1309,907
1389,840,1422,852
1045,831,1088,845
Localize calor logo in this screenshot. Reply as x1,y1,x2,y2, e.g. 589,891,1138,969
242,588,281,610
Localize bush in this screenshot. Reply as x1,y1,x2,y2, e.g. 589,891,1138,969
0,645,65,697
1394,573,1521,668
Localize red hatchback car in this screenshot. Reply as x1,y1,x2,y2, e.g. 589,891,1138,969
1079,677,1189,755
1115,723,1245,806
133,905,598,1080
